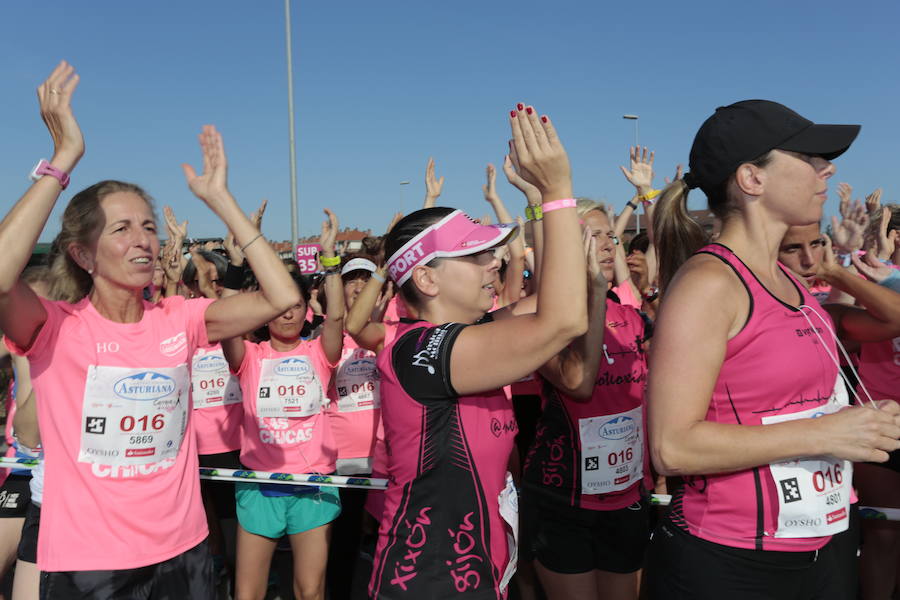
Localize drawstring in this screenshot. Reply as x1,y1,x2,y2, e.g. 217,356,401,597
798,304,877,409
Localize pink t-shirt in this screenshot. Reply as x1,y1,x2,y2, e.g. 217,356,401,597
858,336,900,402
611,283,642,310
6,295,213,571
326,333,380,463
191,343,243,455
236,339,337,474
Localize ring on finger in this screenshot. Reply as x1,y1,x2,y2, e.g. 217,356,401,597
49,88,61,95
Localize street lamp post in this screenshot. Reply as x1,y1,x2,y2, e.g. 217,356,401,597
399,181,410,214
623,114,640,234
285,0,299,253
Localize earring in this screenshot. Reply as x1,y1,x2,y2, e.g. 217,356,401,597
87,268,94,275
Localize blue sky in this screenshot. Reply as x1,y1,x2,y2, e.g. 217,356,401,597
1,0,898,243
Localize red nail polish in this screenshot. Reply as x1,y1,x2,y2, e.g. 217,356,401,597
541,116,548,123
526,107,533,115
517,103,524,111
510,110,517,118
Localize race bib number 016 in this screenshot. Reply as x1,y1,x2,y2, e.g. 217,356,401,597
191,349,241,409
578,406,643,495
257,357,325,418
335,349,379,413
80,364,189,467
762,377,852,538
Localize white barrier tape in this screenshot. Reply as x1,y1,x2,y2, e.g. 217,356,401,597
3,458,899,520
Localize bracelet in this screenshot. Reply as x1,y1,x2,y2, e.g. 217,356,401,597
240,233,263,253
626,200,639,211
836,252,853,268
371,271,386,284
541,198,576,214
223,263,244,290
499,222,518,227
639,189,661,203
525,205,543,221
323,266,341,275
319,254,341,268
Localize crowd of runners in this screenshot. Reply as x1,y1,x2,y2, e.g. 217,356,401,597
0,61,899,600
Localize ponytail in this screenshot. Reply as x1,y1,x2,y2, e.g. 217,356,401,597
653,180,709,292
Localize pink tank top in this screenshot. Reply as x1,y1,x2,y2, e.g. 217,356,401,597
671,244,840,552
369,320,516,599
524,298,650,510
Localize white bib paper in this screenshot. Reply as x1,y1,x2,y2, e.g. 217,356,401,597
335,350,380,413
498,472,519,594
762,378,852,538
256,357,325,418
191,348,241,409
578,406,644,495
80,364,189,467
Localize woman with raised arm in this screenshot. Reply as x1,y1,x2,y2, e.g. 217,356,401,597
368,103,587,600
0,62,299,599
521,199,652,600
220,209,344,600
644,100,900,600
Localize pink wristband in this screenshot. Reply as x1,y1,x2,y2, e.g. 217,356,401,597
541,198,576,213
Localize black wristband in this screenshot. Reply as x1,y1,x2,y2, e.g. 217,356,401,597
223,263,244,290
626,200,639,210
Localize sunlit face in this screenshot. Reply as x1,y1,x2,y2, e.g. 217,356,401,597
267,300,307,342
152,256,165,288
432,247,501,317
82,191,160,292
760,150,835,226
582,210,616,282
779,223,826,285
626,249,648,287
342,272,371,308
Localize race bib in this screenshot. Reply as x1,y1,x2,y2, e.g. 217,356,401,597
80,364,189,467
762,377,852,538
191,348,241,409
497,472,518,594
578,406,643,495
257,357,325,418
335,349,380,413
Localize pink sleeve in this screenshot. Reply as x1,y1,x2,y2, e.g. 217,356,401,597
309,337,339,371
612,284,642,310
4,297,64,360
236,340,260,378
382,321,399,348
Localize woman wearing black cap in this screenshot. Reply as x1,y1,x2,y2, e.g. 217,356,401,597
644,100,900,599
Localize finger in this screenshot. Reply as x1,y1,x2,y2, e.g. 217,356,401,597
509,109,529,167
181,163,197,182
515,105,540,157
648,150,655,166
524,105,549,151
538,113,562,150
620,165,631,180
676,164,684,180
502,155,516,179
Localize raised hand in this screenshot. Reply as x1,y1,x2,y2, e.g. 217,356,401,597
182,125,231,211
852,251,895,284
664,164,684,185
865,188,883,216
837,183,853,208
876,206,897,260
831,199,867,253
164,206,188,244
251,198,268,231
386,211,403,234
502,154,541,207
37,61,83,171
483,164,500,204
423,157,445,208
619,146,655,195
319,208,339,255
508,103,571,199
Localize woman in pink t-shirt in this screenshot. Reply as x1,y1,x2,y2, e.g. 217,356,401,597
0,63,301,599
221,211,344,600
644,100,900,599
368,104,589,600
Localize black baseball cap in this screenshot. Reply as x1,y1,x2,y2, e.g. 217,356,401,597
683,100,860,196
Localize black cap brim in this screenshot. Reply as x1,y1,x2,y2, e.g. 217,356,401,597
777,124,860,160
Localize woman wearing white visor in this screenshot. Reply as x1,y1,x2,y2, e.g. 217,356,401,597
368,104,588,599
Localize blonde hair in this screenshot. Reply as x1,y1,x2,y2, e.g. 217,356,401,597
49,180,157,303
575,198,610,221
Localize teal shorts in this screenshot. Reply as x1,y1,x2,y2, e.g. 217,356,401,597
235,482,341,538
